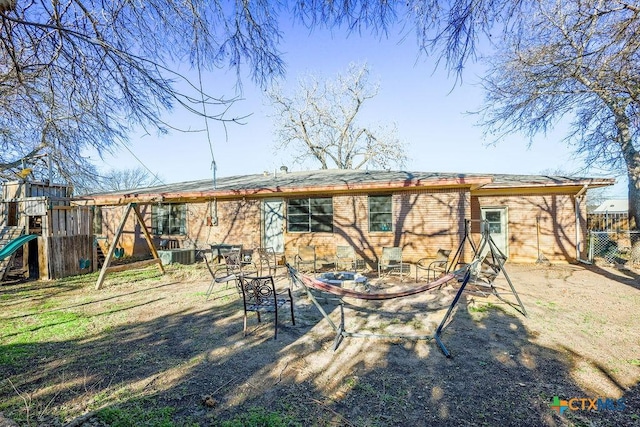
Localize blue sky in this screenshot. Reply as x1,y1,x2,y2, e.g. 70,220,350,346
89,19,626,198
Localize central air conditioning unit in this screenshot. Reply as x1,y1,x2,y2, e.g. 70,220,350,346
157,249,195,265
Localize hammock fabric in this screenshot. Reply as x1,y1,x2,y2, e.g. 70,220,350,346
287,262,474,358
298,271,456,300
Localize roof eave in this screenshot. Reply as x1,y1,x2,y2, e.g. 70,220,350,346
480,178,616,190
76,176,494,205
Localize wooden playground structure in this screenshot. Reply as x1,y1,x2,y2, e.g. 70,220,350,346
0,179,95,280
0,178,167,284
94,202,164,290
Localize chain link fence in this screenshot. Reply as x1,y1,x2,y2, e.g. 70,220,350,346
588,231,639,264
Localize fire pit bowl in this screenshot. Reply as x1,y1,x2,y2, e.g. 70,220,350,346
317,271,368,291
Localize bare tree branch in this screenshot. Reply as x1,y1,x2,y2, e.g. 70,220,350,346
478,0,640,238
0,0,284,187
0,0,535,188
268,62,407,170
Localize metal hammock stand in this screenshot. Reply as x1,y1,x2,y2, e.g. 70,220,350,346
286,261,478,358
449,219,527,318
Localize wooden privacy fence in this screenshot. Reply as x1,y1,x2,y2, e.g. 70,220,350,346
46,235,94,279
587,213,629,231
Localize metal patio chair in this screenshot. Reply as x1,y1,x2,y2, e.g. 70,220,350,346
377,246,408,279
295,245,317,273
335,245,357,272
416,248,452,282
239,275,295,340
203,248,255,300
255,247,287,277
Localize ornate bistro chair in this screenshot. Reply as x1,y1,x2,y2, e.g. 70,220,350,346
377,246,407,279
415,249,452,282
295,245,317,273
239,275,295,339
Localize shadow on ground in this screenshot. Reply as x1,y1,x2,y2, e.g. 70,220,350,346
0,264,638,426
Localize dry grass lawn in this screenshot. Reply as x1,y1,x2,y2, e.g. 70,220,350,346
0,261,638,426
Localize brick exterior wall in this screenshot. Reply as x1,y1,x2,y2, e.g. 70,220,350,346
283,189,469,268
472,193,585,263
186,199,263,249
98,200,263,257
97,190,470,267
96,188,585,266
97,205,137,255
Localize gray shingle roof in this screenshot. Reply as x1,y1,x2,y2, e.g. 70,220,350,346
80,169,615,204
484,173,612,188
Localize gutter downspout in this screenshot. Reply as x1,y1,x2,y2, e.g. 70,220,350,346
575,184,591,264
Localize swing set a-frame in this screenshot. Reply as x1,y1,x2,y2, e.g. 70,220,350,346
95,203,165,290
287,219,526,357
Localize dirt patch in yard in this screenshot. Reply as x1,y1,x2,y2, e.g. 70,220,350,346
0,262,639,426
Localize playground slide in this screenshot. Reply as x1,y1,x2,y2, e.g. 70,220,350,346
0,234,38,261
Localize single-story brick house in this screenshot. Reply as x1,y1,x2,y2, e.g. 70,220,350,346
77,170,614,267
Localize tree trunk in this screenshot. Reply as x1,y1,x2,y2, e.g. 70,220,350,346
622,145,640,264
629,176,640,264
614,113,640,263
628,170,640,232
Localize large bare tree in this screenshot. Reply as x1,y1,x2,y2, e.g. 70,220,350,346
0,0,283,187
479,1,640,244
268,63,407,170
0,1,531,187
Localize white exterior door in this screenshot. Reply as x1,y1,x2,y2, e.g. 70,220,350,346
481,207,508,257
263,199,284,253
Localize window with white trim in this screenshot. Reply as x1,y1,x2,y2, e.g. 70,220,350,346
369,195,392,232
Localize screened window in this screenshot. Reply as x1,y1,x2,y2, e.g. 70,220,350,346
152,204,186,235
369,195,392,232
287,197,333,232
